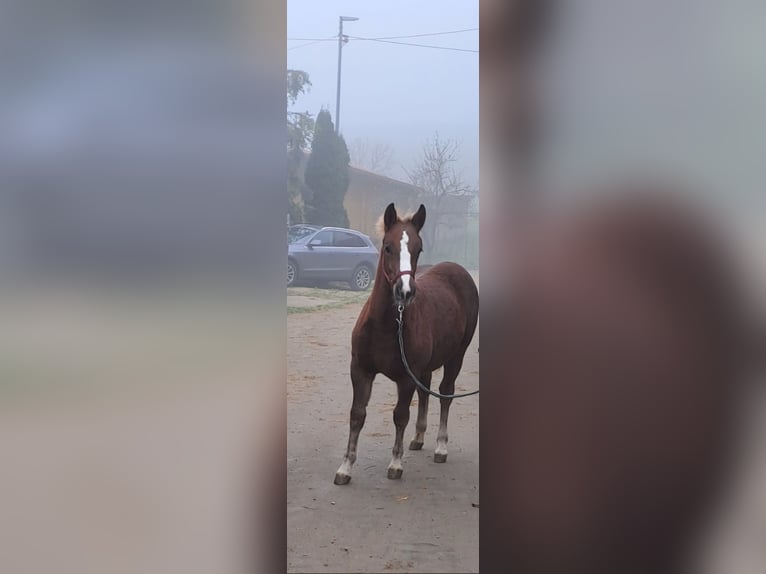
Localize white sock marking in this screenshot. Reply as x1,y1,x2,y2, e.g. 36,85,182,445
337,459,352,476
435,439,448,456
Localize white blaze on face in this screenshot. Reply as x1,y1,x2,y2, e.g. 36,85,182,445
399,230,412,294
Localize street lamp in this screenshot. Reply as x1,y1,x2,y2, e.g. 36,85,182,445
335,16,359,134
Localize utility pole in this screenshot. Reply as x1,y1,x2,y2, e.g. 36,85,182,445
335,16,358,134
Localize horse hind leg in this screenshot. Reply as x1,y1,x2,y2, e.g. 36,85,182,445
435,357,464,463
334,364,374,485
409,371,432,451
388,381,416,479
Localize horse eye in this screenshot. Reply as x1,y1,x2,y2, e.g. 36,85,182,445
384,245,391,254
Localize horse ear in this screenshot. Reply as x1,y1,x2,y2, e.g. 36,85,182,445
411,204,426,232
384,202,398,231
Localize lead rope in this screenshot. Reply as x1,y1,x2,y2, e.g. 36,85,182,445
396,304,480,399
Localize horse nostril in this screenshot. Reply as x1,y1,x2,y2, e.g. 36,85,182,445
394,279,416,303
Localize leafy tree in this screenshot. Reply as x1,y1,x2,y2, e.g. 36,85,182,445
287,69,313,224
303,109,350,227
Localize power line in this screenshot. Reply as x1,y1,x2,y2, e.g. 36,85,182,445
288,39,325,51
349,37,478,53
287,27,478,44
362,28,478,40
288,35,336,51
288,36,478,53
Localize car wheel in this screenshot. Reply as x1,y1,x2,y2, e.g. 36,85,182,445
287,259,298,287
351,265,372,291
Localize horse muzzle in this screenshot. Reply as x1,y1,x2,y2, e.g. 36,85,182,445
393,277,416,307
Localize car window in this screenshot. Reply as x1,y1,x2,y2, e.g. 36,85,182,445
333,231,367,248
310,230,333,246
288,227,316,242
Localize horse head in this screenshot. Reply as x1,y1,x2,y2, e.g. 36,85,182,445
379,202,426,307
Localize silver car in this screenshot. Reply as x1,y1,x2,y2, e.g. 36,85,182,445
287,227,379,290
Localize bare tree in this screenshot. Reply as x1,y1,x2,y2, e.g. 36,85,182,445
348,138,395,175
404,133,476,253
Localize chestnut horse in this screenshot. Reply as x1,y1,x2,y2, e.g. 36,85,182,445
334,202,479,485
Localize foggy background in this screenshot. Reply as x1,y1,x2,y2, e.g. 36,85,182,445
288,0,479,187
287,1,479,270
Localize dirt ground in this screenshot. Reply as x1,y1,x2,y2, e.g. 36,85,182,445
287,281,480,573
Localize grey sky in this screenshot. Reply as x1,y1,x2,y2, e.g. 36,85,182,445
288,0,479,187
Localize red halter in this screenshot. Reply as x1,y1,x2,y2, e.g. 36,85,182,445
382,268,414,286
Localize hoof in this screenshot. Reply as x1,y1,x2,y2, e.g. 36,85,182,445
334,473,351,485
434,453,447,463
387,467,403,480
409,440,424,451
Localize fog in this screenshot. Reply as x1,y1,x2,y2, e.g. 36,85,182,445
288,0,479,187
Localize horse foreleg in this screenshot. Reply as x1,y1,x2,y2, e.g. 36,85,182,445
409,371,432,450
388,381,416,479
435,358,462,463
334,364,373,485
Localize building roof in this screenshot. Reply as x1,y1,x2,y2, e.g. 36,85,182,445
297,150,422,194
347,164,423,194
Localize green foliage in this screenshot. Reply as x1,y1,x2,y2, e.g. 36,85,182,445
287,69,311,105
287,147,307,224
287,69,314,223
304,110,350,227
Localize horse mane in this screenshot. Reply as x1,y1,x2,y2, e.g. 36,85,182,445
374,210,418,239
